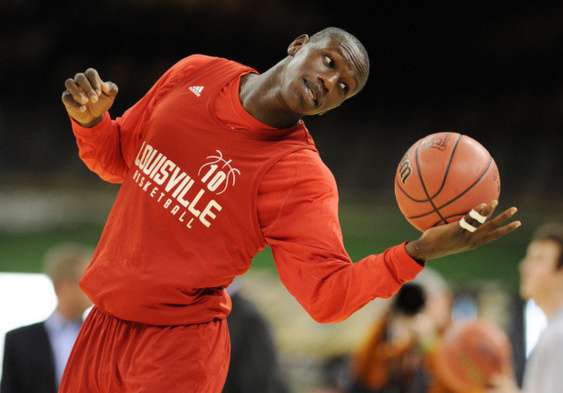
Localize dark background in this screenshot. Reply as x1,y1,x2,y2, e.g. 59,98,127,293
1,0,562,209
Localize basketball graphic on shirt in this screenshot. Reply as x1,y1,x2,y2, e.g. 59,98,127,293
198,150,240,195
394,132,500,231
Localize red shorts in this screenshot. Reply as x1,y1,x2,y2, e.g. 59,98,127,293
59,306,230,392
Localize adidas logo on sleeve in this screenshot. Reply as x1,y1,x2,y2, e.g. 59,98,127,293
189,86,204,97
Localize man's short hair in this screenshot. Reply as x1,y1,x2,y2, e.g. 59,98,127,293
532,222,563,269
43,243,93,284
310,27,370,76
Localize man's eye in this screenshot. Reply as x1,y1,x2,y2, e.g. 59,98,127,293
339,82,349,93
325,55,334,67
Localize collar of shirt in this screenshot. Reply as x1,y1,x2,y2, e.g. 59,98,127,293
549,306,563,324
44,310,83,333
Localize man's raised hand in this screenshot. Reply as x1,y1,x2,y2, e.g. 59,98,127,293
61,68,118,128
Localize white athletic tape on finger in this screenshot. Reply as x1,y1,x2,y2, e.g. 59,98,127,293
459,216,477,232
469,209,487,224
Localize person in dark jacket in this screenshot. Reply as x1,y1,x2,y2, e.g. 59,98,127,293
1,243,92,393
223,279,291,393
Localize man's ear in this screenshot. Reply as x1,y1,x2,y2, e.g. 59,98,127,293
288,34,309,56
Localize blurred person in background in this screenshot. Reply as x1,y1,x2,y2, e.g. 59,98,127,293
349,268,454,393
60,25,519,392
1,243,92,393
489,222,563,393
223,279,291,393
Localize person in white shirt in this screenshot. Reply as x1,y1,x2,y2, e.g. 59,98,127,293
490,222,563,393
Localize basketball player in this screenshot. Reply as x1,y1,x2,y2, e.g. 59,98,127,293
60,27,520,392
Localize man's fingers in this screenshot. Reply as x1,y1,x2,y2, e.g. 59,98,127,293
475,206,521,245
458,203,520,248
64,78,89,105
462,200,499,231
101,81,119,98
480,220,522,245
63,69,117,102
62,68,118,128
63,69,118,114
85,68,103,97
485,207,518,230
479,199,499,218
61,91,86,113
75,72,99,103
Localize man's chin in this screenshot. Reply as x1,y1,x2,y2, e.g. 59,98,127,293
519,286,533,301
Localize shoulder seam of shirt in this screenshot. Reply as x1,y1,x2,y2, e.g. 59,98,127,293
264,151,301,239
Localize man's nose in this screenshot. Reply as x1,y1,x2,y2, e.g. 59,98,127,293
320,71,339,93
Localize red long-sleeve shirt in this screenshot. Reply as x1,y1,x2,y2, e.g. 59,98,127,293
71,55,423,326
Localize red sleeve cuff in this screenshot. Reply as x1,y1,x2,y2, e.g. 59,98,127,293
70,112,111,138
393,241,425,281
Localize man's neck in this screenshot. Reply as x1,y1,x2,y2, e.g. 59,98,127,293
56,304,83,322
536,293,563,320
238,60,302,129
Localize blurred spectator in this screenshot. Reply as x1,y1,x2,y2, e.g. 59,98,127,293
223,279,291,393
315,355,353,393
1,243,92,393
348,268,454,393
489,222,563,393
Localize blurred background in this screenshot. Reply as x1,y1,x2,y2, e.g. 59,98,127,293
1,1,562,391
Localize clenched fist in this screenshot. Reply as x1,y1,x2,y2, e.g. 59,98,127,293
61,68,118,128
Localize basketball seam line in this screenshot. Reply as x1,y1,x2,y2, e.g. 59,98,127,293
395,135,461,203
415,135,463,225
406,157,494,221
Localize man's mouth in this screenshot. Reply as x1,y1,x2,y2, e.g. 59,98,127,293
305,80,318,106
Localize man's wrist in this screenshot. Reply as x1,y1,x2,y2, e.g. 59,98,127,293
405,240,427,265
74,114,104,128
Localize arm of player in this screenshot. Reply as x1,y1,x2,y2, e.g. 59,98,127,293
405,201,521,262
62,68,129,183
61,56,208,183
258,150,519,324
259,150,423,323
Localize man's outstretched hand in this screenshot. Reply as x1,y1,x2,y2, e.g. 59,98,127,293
61,68,118,128
405,200,521,262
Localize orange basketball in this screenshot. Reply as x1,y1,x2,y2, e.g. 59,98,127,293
434,320,512,393
394,132,500,231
